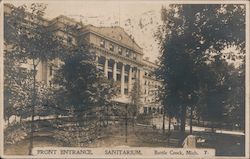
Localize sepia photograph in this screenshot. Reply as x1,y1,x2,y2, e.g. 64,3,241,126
0,0,249,158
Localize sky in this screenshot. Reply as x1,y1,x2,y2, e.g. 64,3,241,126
6,0,170,62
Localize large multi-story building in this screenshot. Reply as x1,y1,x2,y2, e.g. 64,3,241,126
4,4,163,114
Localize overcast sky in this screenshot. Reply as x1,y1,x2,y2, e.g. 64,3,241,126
6,0,171,62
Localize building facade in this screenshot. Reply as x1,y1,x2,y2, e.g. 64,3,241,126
4,4,163,114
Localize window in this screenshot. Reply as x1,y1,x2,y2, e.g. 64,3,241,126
148,107,152,113
49,80,52,87
118,47,122,55
49,66,53,76
100,39,105,48
157,107,160,113
117,88,121,94
125,76,128,83
108,72,113,80
117,74,121,81
126,50,130,57
133,53,137,60
144,107,147,114
153,108,156,113
124,88,128,95
109,43,114,51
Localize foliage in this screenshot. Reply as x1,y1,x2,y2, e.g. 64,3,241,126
53,38,116,115
130,79,142,116
4,3,64,154
157,4,246,137
51,27,117,144
4,122,29,145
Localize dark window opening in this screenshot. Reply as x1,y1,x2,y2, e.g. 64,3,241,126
118,47,122,55
148,107,152,113
49,80,52,87
100,39,105,47
144,107,147,114
126,50,130,57
125,76,128,83
49,66,53,76
124,88,128,95
109,44,114,51
108,72,113,80
117,74,121,81
153,108,156,113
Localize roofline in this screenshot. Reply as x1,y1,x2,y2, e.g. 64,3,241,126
50,15,83,26
142,59,159,68
80,28,144,55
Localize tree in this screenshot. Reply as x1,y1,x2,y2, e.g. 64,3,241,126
157,4,245,145
130,79,142,122
52,31,117,145
4,3,63,154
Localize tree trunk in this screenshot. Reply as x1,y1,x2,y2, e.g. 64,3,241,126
162,107,165,134
180,105,187,132
106,104,109,126
190,106,193,134
168,115,171,132
179,105,187,146
28,61,37,155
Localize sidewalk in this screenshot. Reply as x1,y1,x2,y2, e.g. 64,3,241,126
187,126,245,135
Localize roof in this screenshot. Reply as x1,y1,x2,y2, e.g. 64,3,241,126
82,25,143,54
50,15,143,54
142,59,159,69
50,15,83,27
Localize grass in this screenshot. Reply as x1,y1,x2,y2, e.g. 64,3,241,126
4,136,63,155
3,124,245,156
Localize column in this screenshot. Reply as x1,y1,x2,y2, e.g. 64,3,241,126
121,63,125,96
128,66,132,93
138,68,144,94
113,61,117,81
104,58,108,77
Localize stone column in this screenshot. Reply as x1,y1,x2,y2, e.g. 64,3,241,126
128,66,132,93
138,68,144,94
113,61,117,81
121,63,125,96
104,58,108,77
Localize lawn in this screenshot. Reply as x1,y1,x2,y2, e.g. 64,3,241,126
3,124,245,156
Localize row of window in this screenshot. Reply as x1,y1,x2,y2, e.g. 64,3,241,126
144,80,161,89
143,107,163,114
100,39,137,60
117,88,129,95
